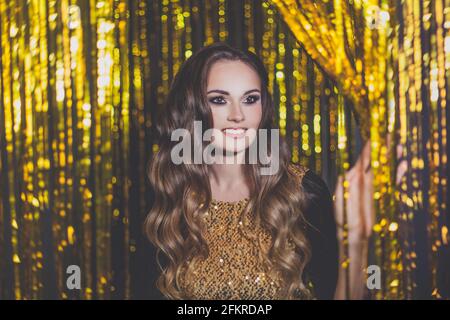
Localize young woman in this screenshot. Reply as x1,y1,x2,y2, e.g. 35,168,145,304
145,43,338,300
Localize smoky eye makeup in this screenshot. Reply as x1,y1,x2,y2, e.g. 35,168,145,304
243,94,261,104
208,96,227,105
207,94,261,105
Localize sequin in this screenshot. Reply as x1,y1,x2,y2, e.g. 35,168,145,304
179,164,309,299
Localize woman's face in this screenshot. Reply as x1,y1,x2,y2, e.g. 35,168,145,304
206,60,263,154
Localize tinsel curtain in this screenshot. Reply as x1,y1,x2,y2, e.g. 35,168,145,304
272,0,450,299
0,0,360,299
0,0,448,300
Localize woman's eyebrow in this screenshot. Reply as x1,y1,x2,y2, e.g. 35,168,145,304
206,89,261,95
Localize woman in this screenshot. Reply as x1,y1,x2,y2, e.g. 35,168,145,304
145,43,338,300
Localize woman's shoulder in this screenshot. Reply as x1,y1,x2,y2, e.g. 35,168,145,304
287,163,329,197
287,162,336,251
287,163,334,222
288,163,338,299
287,162,310,182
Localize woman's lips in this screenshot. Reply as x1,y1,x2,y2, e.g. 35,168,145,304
221,128,247,138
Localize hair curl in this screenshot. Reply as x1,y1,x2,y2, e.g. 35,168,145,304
145,43,312,299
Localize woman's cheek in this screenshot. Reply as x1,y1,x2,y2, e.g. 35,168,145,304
246,104,263,128
210,107,228,127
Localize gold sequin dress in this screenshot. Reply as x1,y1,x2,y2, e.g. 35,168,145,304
178,164,314,300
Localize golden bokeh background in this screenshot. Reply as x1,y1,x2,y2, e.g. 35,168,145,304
0,0,448,299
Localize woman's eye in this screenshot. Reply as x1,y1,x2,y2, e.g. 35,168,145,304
209,96,227,105
209,95,260,105
244,95,260,104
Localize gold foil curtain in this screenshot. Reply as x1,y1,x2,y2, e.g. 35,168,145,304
0,0,131,299
272,0,450,299
272,0,370,139
1,0,360,299
1,0,448,300
392,0,449,299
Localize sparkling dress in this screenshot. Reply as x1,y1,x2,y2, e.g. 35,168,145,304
149,164,338,300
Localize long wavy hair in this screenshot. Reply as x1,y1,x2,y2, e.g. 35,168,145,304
145,43,312,299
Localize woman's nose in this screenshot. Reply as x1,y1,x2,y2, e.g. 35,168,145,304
227,103,245,122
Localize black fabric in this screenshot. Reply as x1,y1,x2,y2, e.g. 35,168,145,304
147,169,339,300
301,170,339,300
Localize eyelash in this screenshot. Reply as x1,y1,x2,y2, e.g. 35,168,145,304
208,95,260,105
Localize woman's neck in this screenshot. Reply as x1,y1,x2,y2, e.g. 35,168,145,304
209,162,250,201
